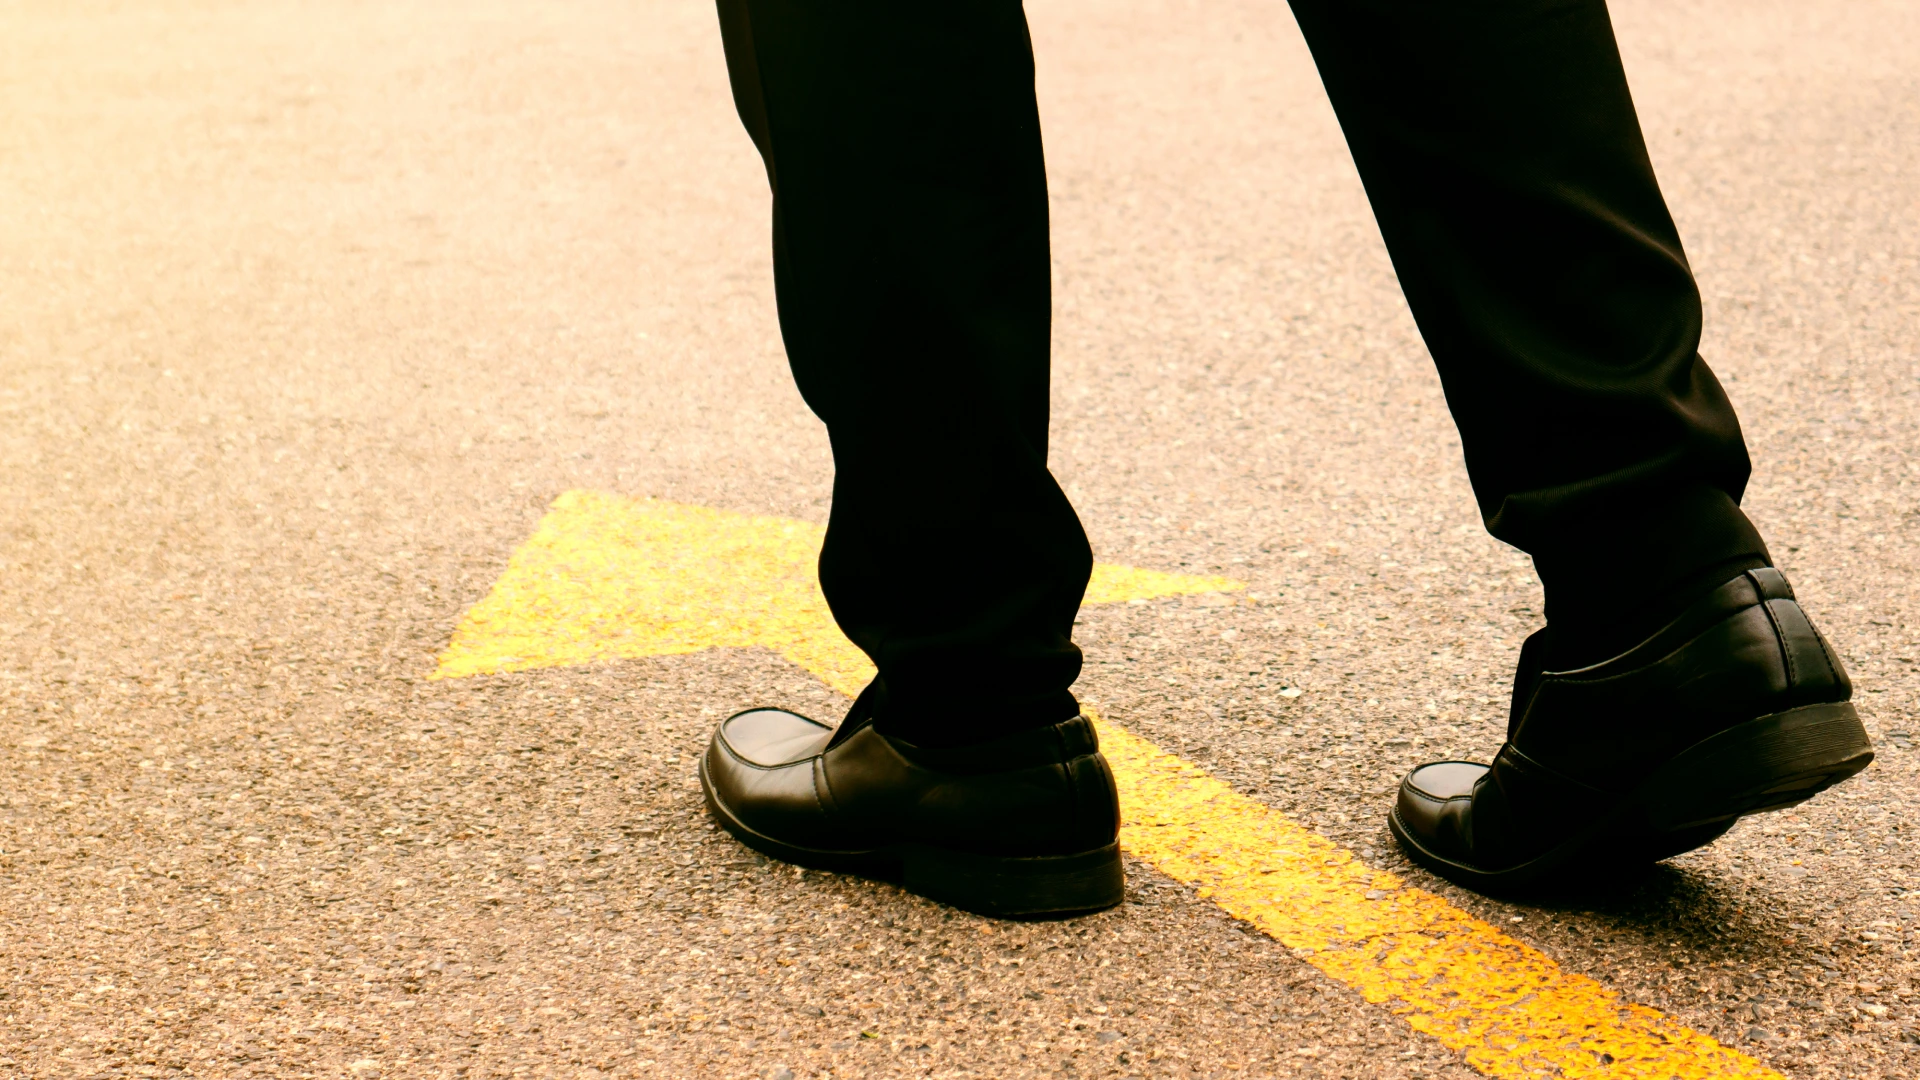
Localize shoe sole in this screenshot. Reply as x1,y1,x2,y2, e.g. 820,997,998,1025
698,754,1125,919
1389,701,1874,892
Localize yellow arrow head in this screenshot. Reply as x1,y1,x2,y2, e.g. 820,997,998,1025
432,490,1242,695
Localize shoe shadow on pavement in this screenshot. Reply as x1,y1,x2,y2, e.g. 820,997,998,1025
1491,848,1852,976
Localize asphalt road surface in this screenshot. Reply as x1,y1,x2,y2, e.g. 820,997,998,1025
3,1,1918,1077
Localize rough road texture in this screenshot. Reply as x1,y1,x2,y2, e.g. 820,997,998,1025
1,0,1916,1077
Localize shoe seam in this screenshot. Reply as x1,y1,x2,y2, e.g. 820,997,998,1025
1810,624,1843,686
1536,607,1757,690
1537,607,1800,697
1093,751,1120,840
1053,722,1081,843
717,731,826,772
717,735,775,771
1758,596,1799,688
1403,762,1485,802
1500,741,1612,796
811,757,834,820
1401,785,1468,807
1543,575,1759,679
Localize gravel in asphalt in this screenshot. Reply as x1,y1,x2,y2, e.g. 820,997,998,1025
2,0,1916,1077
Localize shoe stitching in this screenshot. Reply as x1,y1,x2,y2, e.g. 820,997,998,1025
1499,741,1611,796
1404,762,1484,801
1747,566,1796,601
1093,751,1121,839
810,757,833,819
1537,612,1748,689
1544,575,1759,681
1053,722,1081,841
1810,624,1843,687
1758,597,1799,688
716,727,828,771
1536,602,1760,691
1475,765,1511,860
1401,785,1466,809
717,733,781,772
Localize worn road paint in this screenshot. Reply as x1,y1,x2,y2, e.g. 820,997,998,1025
434,490,1241,687
439,490,1782,1080
1096,718,1779,1080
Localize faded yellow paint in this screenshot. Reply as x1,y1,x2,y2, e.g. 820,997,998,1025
1084,562,1241,604
1097,718,1780,1080
438,490,1783,1080
433,490,1242,689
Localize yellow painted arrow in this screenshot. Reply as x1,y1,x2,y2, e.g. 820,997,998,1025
436,490,1782,1080
432,489,1240,689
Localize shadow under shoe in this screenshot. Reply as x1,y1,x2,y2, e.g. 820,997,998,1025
1390,567,1873,893
699,709,1123,918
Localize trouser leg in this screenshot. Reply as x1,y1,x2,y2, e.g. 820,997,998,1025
715,0,1091,744
1284,0,1769,661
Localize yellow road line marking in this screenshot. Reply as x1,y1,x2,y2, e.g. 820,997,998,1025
439,490,1783,1080
1096,716,1778,1080
433,491,1240,688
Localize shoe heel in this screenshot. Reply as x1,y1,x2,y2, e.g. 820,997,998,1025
901,843,1124,919
1645,702,1874,831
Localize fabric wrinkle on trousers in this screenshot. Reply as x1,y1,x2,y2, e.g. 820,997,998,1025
715,0,1770,746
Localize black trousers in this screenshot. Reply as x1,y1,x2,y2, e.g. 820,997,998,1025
715,0,1768,746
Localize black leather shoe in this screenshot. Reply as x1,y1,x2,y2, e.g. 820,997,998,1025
699,709,1123,918
1390,567,1873,891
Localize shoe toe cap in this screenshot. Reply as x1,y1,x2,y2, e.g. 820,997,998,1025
716,708,834,766
1403,760,1487,801
1393,760,1486,862
703,708,844,852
